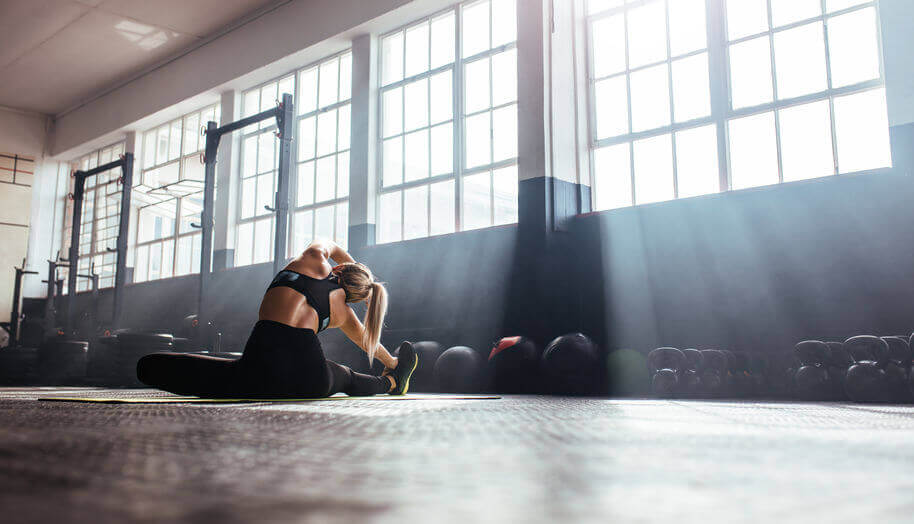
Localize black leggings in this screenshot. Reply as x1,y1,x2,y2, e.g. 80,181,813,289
136,320,390,398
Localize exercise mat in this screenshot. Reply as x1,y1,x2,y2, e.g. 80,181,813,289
39,393,501,404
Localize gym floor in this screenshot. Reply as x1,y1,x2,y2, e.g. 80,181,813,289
2,389,913,523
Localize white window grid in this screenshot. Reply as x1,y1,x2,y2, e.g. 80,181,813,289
377,0,519,244
586,0,891,211
132,104,218,283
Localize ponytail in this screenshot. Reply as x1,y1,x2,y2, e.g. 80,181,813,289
362,281,388,365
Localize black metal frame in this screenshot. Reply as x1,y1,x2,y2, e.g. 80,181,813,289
197,93,293,329
68,153,134,334
5,259,38,347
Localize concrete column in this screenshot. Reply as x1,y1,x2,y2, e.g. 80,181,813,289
213,89,240,270
348,34,379,250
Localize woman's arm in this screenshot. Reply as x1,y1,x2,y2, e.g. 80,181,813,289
310,240,355,265
338,306,397,368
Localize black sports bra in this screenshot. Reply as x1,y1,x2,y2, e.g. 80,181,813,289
267,269,342,332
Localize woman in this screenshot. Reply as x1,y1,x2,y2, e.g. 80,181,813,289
137,240,417,398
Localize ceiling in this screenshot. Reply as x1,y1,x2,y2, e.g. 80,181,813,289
0,0,283,116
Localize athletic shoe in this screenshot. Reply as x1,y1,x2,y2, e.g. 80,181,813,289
390,341,418,395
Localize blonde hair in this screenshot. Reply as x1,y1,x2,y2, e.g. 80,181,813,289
332,262,388,364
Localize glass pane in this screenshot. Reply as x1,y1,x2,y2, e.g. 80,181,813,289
672,52,711,123
404,129,430,182
592,14,626,78
404,78,429,131
135,246,148,284
770,0,820,27
315,156,336,202
430,179,455,235
405,21,430,77
338,104,351,151
299,67,318,114
383,137,403,186
492,104,518,162
669,0,707,56
430,70,453,125
242,176,256,218
774,22,827,99
492,0,516,47
278,76,294,105
588,0,624,15
594,75,629,139
292,210,313,254
143,131,156,168
315,205,334,241
778,99,834,182
675,124,719,198
297,161,314,206
235,222,253,267
431,12,456,69
148,242,161,280
463,172,491,230
492,48,517,106
633,134,674,205
191,233,201,274
404,185,429,240
630,64,670,132
156,126,169,165
430,123,453,176
382,32,404,85
182,155,203,182
257,133,275,174
319,57,339,108
183,113,199,154
833,88,892,173
254,218,272,264
316,110,337,156
463,0,491,58
179,195,203,233
243,89,259,118
169,120,182,160
493,165,517,225
337,151,349,198
465,112,491,168
465,57,491,114
379,191,402,243
627,0,668,68
175,235,191,276
728,111,779,190
256,173,274,216
339,53,352,101
726,0,768,40
298,116,316,160
729,36,773,109
593,142,633,210
335,202,348,248
826,0,869,13
161,240,174,279
382,87,403,137
828,7,881,88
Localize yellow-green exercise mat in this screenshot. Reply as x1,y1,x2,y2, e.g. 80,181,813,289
39,393,501,404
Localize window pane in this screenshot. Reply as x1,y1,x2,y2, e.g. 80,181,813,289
339,53,352,101
337,151,349,198
236,222,253,267
430,70,453,125
179,195,203,234
774,22,827,99
182,155,203,182
134,245,148,283
278,75,294,106
592,14,626,78
382,32,404,85
726,0,768,40
316,110,337,157
315,156,336,202
588,0,624,15
492,105,518,162
319,58,339,108
176,235,191,276
672,53,711,123
335,202,349,248
404,129,430,182
315,205,334,241
183,113,199,154
492,48,517,106
143,132,156,168
292,210,313,254
669,0,707,56
463,0,491,58
594,75,629,139
465,57,491,114
593,142,632,210
675,124,719,198
828,7,881,88
770,0,820,27
465,112,492,168
243,90,259,119
149,242,161,280
431,12,456,69
161,240,174,279
169,120,182,160
430,123,453,176
383,88,403,137
833,88,892,173
493,165,517,225
297,161,314,206
729,36,773,109
379,191,402,243
633,134,674,205
298,117,316,160
630,64,670,132
404,78,429,131
256,173,274,216
338,104,351,151
826,0,869,13
254,218,272,264
729,112,779,190
299,67,318,114
778,100,834,182
463,172,491,230
430,179,456,235
405,21,430,77
242,176,256,218
404,185,429,240
156,126,169,165
383,137,403,186
627,0,668,68
257,133,275,174
492,0,516,47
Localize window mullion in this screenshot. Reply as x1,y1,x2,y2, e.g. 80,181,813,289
454,8,464,233
766,0,784,183
707,0,732,192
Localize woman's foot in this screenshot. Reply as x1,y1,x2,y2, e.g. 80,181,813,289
388,341,418,395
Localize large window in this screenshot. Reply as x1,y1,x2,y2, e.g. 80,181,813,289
63,143,125,291
377,0,518,243
132,104,218,283
587,0,891,211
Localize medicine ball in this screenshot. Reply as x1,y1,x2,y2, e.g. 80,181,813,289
488,336,538,393
434,346,481,392
541,333,599,395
